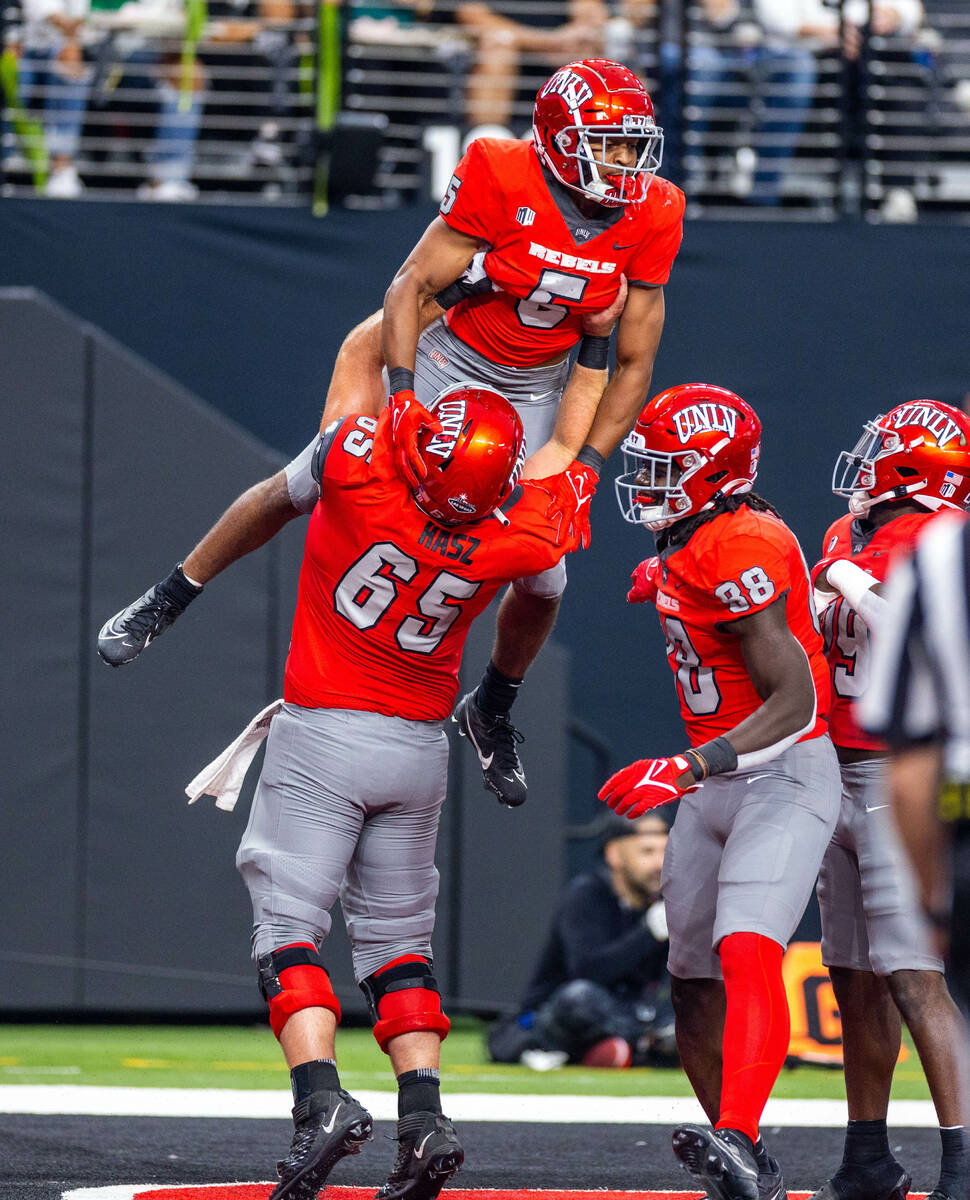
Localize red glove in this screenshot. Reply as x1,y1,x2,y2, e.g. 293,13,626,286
389,389,443,489
535,461,598,549
598,755,698,817
628,556,661,605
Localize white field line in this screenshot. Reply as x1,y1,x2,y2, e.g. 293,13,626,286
0,1085,939,1126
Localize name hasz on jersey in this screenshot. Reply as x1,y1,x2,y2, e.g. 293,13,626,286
889,402,965,447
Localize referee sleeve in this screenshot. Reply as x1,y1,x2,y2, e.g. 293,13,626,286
857,549,943,746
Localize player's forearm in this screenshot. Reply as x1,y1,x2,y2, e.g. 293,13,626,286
182,472,300,585
722,643,817,764
583,359,654,459
523,363,608,478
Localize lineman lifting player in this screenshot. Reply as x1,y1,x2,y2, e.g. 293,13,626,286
320,56,684,810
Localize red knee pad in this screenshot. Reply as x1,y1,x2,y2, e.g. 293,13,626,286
362,955,451,1053
257,942,341,1040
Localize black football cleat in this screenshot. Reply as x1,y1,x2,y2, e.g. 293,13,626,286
672,1125,760,1200
453,691,527,807
270,1088,373,1200
376,1110,464,1200
809,1158,911,1200
756,1151,788,1200
98,565,202,667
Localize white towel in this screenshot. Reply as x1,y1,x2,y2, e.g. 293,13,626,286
185,698,284,812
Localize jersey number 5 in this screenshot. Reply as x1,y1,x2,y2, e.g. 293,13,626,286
334,541,480,654
516,268,589,330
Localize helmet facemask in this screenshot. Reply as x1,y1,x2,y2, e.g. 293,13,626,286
833,418,930,516
552,119,663,206
615,442,702,530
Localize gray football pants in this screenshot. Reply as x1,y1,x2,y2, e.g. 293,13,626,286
236,702,449,981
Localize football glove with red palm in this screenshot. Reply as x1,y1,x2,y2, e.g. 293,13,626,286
628,556,661,605
598,755,699,817
388,376,443,489
535,461,598,549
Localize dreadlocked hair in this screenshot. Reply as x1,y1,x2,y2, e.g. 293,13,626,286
656,492,784,552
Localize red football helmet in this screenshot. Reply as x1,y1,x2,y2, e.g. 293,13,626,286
411,383,526,526
832,399,970,516
533,59,663,207
615,384,762,530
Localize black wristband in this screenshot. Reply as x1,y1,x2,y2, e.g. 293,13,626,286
576,444,605,475
689,736,738,778
388,367,415,395
577,334,610,370
161,563,204,611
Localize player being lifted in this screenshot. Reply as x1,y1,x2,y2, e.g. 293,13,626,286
598,384,841,1200
324,58,685,809
810,400,970,1200
97,387,590,1200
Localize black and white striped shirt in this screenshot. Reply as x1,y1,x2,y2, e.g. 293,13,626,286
860,514,970,780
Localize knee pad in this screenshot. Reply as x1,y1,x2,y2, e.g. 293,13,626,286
257,942,341,1039
360,954,450,1053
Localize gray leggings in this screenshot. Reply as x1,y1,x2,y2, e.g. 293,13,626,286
236,703,448,981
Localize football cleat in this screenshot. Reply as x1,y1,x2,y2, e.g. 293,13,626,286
376,1110,464,1200
756,1151,788,1200
809,1159,911,1200
453,691,527,808
97,564,202,667
270,1088,373,1200
672,1125,759,1200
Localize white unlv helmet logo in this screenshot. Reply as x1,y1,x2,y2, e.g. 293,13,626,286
539,69,593,112
672,404,738,446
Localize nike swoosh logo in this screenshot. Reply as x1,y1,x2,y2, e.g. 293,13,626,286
528,390,556,403
322,1102,343,1134
414,1132,434,1159
746,774,773,784
613,241,637,250
865,803,889,813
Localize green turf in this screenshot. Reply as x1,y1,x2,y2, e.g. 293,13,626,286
0,1019,932,1100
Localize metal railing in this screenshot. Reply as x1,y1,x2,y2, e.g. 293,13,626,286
3,0,970,216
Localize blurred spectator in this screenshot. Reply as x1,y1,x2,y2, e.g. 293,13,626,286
456,0,608,130
3,0,94,195
487,812,675,1069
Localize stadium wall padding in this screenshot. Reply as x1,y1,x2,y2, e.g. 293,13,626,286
0,200,967,801
0,289,567,1015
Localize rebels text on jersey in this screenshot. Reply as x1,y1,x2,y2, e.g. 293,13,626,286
817,509,945,752
439,138,684,368
653,506,831,746
284,413,576,721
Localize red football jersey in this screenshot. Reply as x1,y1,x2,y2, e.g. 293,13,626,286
439,138,684,367
283,412,574,721
817,508,944,751
651,506,831,746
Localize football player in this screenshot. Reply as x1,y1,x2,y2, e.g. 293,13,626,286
97,386,589,1200
598,383,841,1200
809,400,970,1200
323,58,685,811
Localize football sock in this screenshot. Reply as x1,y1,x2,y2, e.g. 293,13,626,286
290,1057,340,1103
715,931,789,1145
938,1125,970,1197
842,1119,891,1164
475,661,523,718
397,1067,442,1117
